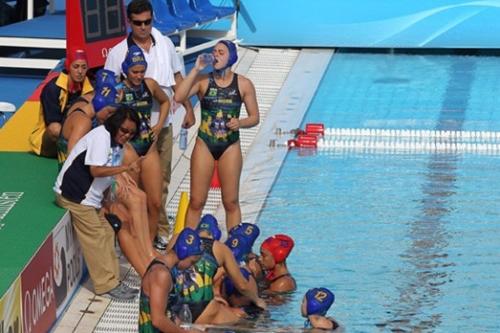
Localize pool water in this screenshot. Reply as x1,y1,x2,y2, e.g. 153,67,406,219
253,51,500,332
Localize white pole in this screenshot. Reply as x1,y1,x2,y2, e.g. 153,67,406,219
27,0,34,20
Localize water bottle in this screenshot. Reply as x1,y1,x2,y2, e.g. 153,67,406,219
0,112,5,128
114,81,125,90
179,127,188,150
179,303,192,328
200,53,214,66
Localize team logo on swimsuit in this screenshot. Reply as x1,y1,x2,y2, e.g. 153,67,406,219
210,111,228,139
125,93,134,102
208,88,218,97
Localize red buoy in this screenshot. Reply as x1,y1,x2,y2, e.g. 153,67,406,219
305,123,325,137
296,134,318,148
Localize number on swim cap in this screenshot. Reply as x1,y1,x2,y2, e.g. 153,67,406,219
101,86,111,97
244,226,254,235
186,234,194,245
315,291,328,302
231,238,239,247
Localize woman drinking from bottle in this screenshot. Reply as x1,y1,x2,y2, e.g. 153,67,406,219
174,40,259,232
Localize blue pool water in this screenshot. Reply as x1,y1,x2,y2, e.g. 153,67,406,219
255,51,500,332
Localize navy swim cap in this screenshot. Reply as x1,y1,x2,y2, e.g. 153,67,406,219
92,84,119,113
173,228,202,260
225,233,251,263
229,223,260,248
224,267,251,297
305,287,335,316
197,214,221,241
121,45,148,76
95,69,119,88
217,40,238,69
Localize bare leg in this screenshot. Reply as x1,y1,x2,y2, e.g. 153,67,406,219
122,144,141,184
115,174,156,260
218,142,243,231
106,202,152,277
45,122,61,141
63,112,92,152
184,139,215,229
140,148,162,240
195,299,241,325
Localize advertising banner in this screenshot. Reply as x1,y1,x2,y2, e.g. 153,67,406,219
0,278,22,333
21,237,56,333
52,213,84,317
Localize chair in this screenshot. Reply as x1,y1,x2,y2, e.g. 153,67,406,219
151,0,196,33
189,0,236,19
168,0,217,25
151,4,177,35
0,101,16,128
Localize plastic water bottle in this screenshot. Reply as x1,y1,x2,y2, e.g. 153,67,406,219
0,112,6,128
179,127,188,150
200,53,214,66
179,304,192,328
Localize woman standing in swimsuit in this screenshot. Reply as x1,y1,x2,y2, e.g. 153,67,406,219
174,40,260,231
120,45,170,240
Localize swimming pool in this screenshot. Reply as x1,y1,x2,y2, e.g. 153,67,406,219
255,50,500,332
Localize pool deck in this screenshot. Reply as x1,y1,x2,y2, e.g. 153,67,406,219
51,47,333,332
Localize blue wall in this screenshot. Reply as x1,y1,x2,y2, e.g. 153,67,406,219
237,0,500,48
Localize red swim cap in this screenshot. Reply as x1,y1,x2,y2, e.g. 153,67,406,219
65,48,87,71
261,234,294,264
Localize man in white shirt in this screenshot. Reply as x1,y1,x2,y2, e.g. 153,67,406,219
105,0,195,249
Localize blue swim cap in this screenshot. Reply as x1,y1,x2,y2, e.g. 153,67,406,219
217,40,238,69
229,223,260,248
224,267,251,297
197,214,222,241
225,233,251,263
305,288,335,316
121,45,148,76
95,69,119,88
173,228,203,260
92,84,119,113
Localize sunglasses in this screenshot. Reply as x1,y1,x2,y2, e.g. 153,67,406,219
131,18,152,27
119,126,136,136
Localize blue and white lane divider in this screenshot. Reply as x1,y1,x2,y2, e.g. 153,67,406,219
273,127,500,154
323,128,500,141
319,128,500,153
